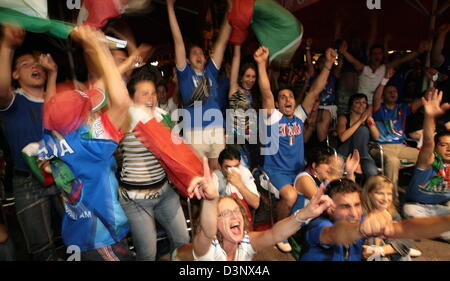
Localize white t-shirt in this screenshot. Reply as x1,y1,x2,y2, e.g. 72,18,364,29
212,165,259,201
357,64,386,104
193,233,255,261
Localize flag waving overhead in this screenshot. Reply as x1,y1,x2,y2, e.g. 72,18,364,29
228,0,303,66
252,0,303,66
0,0,74,38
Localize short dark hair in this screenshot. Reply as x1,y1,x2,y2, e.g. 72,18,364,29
325,178,361,198
348,93,368,110
370,44,385,54
218,147,241,166
127,65,162,97
274,83,294,102
307,146,335,168
435,130,450,146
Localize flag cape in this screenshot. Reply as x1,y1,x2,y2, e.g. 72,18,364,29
134,119,203,198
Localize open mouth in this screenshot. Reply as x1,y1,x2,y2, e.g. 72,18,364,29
230,223,241,235
31,71,41,79
145,103,154,109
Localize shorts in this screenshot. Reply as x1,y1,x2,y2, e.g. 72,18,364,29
184,127,225,159
318,104,338,120
265,170,297,191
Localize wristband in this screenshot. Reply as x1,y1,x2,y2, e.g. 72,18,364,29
293,209,312,225
367,119,375,127
381,78,389,86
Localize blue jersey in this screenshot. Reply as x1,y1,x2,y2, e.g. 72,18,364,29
373,103,411,144
39,114,129,251
299,216,365,261
310,74,337,105
177,60,223,129
263,106,307,174
0,90,44,171
406,163,450,205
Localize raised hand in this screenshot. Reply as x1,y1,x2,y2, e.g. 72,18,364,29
422,89,450,118
384,67,395,79
345,149,360,176
1,25,25,49
338,40,348,54
418,40,432,54
187,157,219,200
299,183,334,220
39,53,57,74
254,46,269,64
325,48,338,65
70,25,107,51
359,210,393,238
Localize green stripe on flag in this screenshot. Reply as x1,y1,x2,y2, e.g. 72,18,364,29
251,0,303,65
0,7,74,39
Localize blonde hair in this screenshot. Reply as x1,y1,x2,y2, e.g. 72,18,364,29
362,175,397,217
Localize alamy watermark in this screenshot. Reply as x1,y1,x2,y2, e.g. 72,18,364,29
367,0,381,10
67,0,81,10
169,102,288,156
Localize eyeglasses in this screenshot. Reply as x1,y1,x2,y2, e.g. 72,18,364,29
218,207,241,218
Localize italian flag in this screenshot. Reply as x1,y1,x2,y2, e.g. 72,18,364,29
228,0,303,66
21,142,54,186
0,0,74,39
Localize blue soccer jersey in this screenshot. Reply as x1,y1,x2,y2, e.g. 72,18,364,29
39,113,129,251
373,103,411,144
177,60,223,129
262,106,308,174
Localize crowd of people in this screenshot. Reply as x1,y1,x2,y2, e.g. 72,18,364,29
0,0,449,261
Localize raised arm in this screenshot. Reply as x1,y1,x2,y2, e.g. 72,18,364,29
339,41,365,72
229,44,241,95
373,67,394,112
388,40,431,70
167,0,186,70
305,38,315,78
250,185,333,252
254,46,275,115
189,158,220,258
416,89,450,170
210,2,232,68
431,24,450,68
71,26,130,130
302,48,337,114
0,25,25,108
39,53,58,102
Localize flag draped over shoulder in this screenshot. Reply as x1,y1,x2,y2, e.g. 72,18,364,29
134,119,204,198
0,0,74,38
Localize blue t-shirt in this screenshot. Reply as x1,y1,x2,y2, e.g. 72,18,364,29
39,117,129,251
373,103,411,144
177,60,223,129
0,91,43,171
310,74,337,105
263,106,307,174
406,163,450,205
299,216,365,261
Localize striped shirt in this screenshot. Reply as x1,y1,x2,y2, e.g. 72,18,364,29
119,132,165,186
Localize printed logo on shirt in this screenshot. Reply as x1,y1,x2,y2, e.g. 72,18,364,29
279,122,302,137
